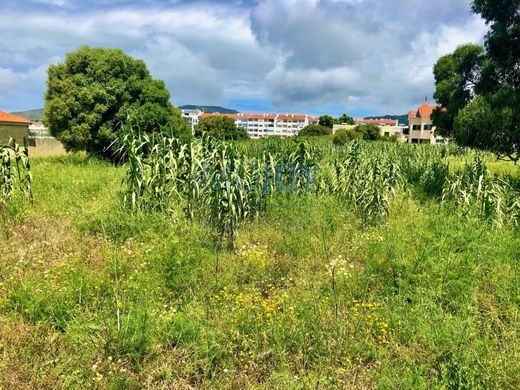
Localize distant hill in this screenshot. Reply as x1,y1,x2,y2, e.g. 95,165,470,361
180,105,238,114
364,114,408,125
11,108,44,121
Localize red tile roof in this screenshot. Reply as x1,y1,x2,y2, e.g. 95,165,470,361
408,101,438,120
355,118,398,126
199,112,315,122
0,111,32,125
276,114,307,121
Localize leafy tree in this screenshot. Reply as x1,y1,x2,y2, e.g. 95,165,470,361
44,46,187,159
356,124,381,140
318,115,335,128
194,116,249,140
432,1,519,162
432,44,485,137
332,128,357,145
298,124,330,137
337,114,355,125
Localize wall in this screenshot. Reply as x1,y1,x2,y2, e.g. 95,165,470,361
0,123,29,143
27,137,67,158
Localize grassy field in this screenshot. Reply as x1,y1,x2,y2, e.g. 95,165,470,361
0,144,519,389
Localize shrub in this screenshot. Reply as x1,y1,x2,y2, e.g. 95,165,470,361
298,124,330,137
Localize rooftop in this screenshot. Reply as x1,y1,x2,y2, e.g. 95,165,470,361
0,111,32,125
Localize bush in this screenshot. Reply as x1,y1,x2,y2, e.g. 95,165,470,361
298,124,331,137
194,116,249,141
332,128,358,145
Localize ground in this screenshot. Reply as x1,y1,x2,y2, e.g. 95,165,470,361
0,153,518,389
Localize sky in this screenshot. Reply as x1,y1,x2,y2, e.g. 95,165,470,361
0,0,488,117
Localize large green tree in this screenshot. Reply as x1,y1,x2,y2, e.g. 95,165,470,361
432,1,519,162
194,116,249,140
318,115,335,128
298,124,330,137
44,46,186,159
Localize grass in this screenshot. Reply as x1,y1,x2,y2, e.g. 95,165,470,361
0,151,519,389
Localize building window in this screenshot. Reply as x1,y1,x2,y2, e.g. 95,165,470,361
411,138,419,144
412,125,421,130
423,124,433,131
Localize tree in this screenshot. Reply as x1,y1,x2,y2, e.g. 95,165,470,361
44,46,187,160
332,128,357,145
432,1,519,162
318,115,335,128
337,114,355,125
194,116,249,140
298,124,330,137
356,124,381,140
432,44,485,138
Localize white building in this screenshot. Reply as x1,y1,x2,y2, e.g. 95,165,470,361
197,113,319,139
181,108,203,133
28,121,50,137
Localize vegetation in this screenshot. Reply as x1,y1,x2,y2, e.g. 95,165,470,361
432,1,519,162
298,124,330,137
0,138,32,208
333,124,382,145
0,135,519,388
44,46,187,160
194,116,249,141
318,114,355,128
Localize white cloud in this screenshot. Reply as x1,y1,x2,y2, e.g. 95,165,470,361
0,0,488,114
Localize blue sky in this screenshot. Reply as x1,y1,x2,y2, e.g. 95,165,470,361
0,0,487,117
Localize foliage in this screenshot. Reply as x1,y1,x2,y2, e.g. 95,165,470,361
44,46,187,160
432,44,485,136
332,128,358,145
298,124,330,137
319,114,355,128
1,149,519,388
0,138,32,209
194,115,249,141
318,115,335,128
337,113,355,125
432,2,520,162
333,124,382,144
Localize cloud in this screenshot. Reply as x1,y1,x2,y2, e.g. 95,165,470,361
250,0,487,113
0,0,488,114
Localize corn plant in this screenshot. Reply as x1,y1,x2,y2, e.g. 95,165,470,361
0,138,32,209
442,155,520,226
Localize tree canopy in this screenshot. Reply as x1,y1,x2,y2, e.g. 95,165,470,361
332,124,382,145
432,1,519,162
318,114,355,128
298,124,331,137
194,116,249,140
44,46,186,159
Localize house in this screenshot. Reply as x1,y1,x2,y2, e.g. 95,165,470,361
407,101,447,144
0,111,31,143
196,112,319,139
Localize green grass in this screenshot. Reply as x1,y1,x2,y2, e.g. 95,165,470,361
0,152,519,389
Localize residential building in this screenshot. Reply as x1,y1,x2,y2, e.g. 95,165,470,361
407,101,447,144
197,112,319,139
28,121,50,137
181,108,203,133
0,111,31,143
355,118,398,126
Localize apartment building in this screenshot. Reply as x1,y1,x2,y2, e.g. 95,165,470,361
181,108,202,133
407,101,447,144
196,112,319,139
